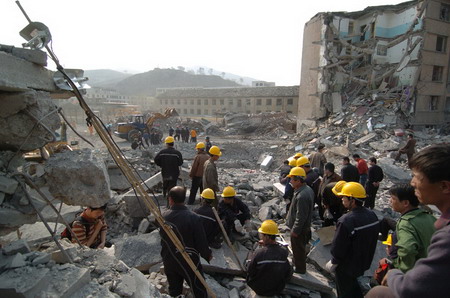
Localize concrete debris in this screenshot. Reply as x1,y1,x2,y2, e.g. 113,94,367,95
0,91,61,151
44,149,111,207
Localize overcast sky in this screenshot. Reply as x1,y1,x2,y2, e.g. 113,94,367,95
2,0,407,86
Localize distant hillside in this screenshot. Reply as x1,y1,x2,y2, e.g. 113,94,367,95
114,68,241,96
84,69,133,87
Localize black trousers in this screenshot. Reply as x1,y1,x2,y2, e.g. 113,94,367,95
163,254,207,298
188,176,203,205
163,179,177,205
364,183,379,209
335,266,363,298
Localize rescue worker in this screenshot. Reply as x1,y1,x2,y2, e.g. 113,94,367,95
352,154,369,187
246,220,292,296
395,133,416,163
188,142,210,205
160,186,212,298
204,136,212,153
321,180,346,226
154,136,183,203
202,145,222,208
309,144,327,176
279,160,291,185
283,159,298,209
293,152,303,160
326,182,379,298
194,188,223,249
318,163,342,222
218,186,251,240
285,167,315,274
364,157,384,209
340,156,359,182
190,129,197,143
297,156,321,216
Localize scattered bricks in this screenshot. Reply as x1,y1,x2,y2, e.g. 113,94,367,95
0,175,18,194
2,239,31,255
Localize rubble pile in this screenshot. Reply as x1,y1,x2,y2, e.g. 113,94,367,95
223,112,296,136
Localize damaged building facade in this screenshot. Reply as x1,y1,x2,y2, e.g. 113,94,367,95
155,86,299,117
298,0,450,129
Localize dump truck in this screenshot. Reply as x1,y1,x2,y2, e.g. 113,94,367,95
114,108,178,142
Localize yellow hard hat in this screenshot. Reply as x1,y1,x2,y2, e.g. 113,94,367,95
288,159,297,167
294,153,303,159
337,182,367,199
201,188,215,200
296,156,310,167
332,181,347,196
165,136,175,144
196,142,205,149
258,220,279,235
209,145,222,156
221,186,236,198
382,234,392,246
287,167,306,178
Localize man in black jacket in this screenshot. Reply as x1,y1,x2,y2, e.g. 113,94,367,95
154,136,183,203
326,182,379,298
218,186,251,239
194,188,222,249
160,186,212,298
246,220,292,296
364,157,384,209
340,156,360,182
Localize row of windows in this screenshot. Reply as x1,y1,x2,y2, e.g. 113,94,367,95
159,98,295,106
178,109,294,115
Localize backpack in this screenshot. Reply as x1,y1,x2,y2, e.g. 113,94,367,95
60,215,91,241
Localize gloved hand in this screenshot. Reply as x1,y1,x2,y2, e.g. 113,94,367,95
244,220,252,232
326,260,337,273
234,219,243,233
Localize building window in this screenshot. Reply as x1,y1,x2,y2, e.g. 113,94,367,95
204,110,208,115
237,99,242,107
256,98,262,105
197,99,201,105
256,110,261,114
436,35,447,53
220,99,224,105
348,21,354,35
184,99,187,105
190,109,194,114
190,99,194,105
287,98,294,105
377,44,387,56
430,96,439,110
183,109,187,114
204,99,208,105
228,99,233,106
432,66,444,81
440,4,450,22
246,98,251,105
212,99,216,105
276,98,282,106
170,99,174,105
177,99,180,105
266,98,272,105
360,25,367,41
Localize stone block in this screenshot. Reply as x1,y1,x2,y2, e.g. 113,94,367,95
123,194,151,218
260,156,273,171
44,264,91,298
377,158,412,182
0,175,18,194
258,206,272,221
114,231,162,270
229,287,240,298
44,149,111,207
228,280,246,291
0,267,50,297
354,133,377,146
0,208,37,229
114,273,136,297
2,239,31,255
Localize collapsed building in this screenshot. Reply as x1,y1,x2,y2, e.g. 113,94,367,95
298,0,450,130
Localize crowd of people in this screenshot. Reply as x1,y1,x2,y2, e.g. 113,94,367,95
65,130,450,298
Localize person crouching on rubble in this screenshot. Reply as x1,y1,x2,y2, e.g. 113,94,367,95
194,188,223,249
218,186,251,241
70,204,108,249
246,220,292,297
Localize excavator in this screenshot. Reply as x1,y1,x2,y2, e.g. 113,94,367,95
114,108,178,142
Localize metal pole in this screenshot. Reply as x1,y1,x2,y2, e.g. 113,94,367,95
212,207,246,272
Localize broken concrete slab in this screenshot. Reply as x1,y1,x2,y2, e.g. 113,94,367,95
327,146,350,157
0,91,61,151
0,175,18,194
114,231,162,271
44,149,111,208
260,155,273,171
354,132,377,146
0,207,37,232
2,239,31,255
315,226,335,246
0,221,65,246
0,266,50,297
377,158,412,182
369,138,400,152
